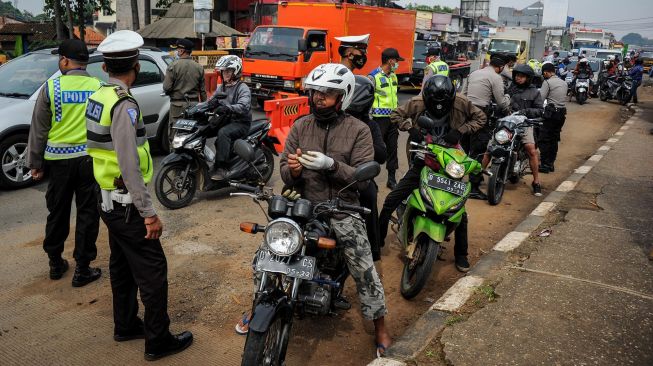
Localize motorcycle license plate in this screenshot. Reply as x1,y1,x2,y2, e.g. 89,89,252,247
255,251,316,280
426,174,467,196
173,119,196,131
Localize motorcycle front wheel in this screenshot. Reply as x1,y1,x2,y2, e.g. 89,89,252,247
487,163,507,205
599,88,608,101
400,234,440,299
154,163,197,209
241,313,287,366
619,90,631,105
576,92,586,105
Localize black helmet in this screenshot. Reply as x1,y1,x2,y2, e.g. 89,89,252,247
512,64,535,85
346,75,375,118
422,75,456,118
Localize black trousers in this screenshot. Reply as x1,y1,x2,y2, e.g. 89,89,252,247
539,115,566,167
98,199,173,350
359,181,381,261
378,162,468,257
43,156,99,267
374,117,398,172
467,126,492,185
215,122,249,164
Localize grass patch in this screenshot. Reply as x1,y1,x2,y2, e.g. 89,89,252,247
445,315,464,326
476,285,498,302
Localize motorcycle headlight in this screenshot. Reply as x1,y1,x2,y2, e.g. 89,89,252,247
184,139,202,149
494,129,512,144
283,80,294,88
264,218,303,256
172,134,187,149
420,185,433,206
445,161,465,179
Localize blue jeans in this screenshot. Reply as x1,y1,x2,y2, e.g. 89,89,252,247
631,79,641,102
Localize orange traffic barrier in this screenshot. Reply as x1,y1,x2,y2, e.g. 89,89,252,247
204,71,223,96
264,96,310,153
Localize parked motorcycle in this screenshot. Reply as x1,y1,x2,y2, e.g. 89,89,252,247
154,96,277,209
232,141,380,366
599,75,632,105
395,116,483,299
486,114,543,205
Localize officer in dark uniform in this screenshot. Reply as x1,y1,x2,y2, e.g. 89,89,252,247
86,30,192,361
26,39,102,286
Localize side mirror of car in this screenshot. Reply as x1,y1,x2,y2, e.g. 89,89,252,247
234,140,255,163
417,115,436,131
298,39,308,53
353,161,381,182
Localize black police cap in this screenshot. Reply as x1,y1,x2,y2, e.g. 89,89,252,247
174,38,195,50
382,48,405,61
54,39,90,63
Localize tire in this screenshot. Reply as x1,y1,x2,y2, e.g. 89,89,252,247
487,163,506,205
154,163,197,209
157,114,171,154
252,146,275,184
241,312,286,366
257,98,268,109
0,133,33,189
619,90,631,105
400,234,440,300
576,92,586,105
599,89,608,102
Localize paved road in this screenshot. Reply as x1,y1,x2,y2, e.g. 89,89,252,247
0,88,628,365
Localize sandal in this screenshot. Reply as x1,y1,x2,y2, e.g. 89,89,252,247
235,312,251,335
376,343,388,358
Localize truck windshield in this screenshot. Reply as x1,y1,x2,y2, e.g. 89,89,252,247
245,27,303,61
0,52,59,99
488,40,520,53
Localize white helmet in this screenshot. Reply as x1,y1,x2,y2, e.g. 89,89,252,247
303,63,356,110
215,55,242,76
607,55,616,61
579,58,589,64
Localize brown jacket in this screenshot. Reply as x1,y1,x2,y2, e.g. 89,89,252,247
390,94,486,135
163,57,207,101
280,113,374,205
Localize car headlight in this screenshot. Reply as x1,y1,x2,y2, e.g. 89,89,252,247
264,218,303,256
172,134,187,149
445,161,465,179
494,129,512,144
420,185,433,206
283,80,294,88
242,76,252,83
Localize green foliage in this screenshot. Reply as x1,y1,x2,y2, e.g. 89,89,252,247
405,2,453,13
621,33,652,46
445,315,464,326
476,285,497,302
0,0,36,21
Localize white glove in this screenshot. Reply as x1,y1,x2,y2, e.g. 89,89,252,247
297,151,334,171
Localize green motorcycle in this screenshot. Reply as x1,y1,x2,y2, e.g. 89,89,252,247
397,117,483,299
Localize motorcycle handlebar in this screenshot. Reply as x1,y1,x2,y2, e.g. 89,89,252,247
230,182,258,193
338,201,371,216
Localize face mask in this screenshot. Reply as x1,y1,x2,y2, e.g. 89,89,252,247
391,62,399,72
174,50,182,60
309,96,340,123
351,54,367,69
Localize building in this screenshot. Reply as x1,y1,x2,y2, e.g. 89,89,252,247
93,0,117,36
0,22,62,55
498,1,543,28
74,27,105,46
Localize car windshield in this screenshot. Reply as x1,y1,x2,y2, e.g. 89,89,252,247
244,27,303,61
489,39,520,53
0,52,59,98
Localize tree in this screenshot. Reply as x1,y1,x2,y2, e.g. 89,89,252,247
51,1,65,39
131,0,140,31
64,0,75,38
621,33,651,46
43,0,114,41
144,0,151,25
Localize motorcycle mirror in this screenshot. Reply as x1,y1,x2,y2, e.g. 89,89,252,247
353,161,381,182
234,139,255,163
417,116,436,131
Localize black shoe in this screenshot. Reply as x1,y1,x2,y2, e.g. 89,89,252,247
469,186,487,200
144,331,193,361
549,164,555,173
114,319,145,342
455,256,470,273
532,182,542,197
538,165,551,174
386,171,397,190
210,168,228,181
333,296,352,310
49,258,69,280
71,266,102,287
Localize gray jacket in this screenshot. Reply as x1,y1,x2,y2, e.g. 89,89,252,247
507,83,544,119
210,82,251,125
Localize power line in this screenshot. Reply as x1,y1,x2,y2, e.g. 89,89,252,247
583,16,653,25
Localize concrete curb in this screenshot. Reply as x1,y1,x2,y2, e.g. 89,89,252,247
368,104,642,366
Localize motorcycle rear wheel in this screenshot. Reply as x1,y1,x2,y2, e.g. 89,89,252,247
487,163,506,205
154,163,197,209
599,89,608,102
400,234,440,300
241,313,286,366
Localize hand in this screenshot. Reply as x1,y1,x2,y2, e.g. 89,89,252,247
144,215,163,240
31,168,44,181
443,129,462,145
282,189,301,201
298,151,334,171
216,105,231,115
287,148,303,178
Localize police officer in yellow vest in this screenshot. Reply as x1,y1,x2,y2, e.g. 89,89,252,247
422,47,449,84
27,39,102,286
87,30,192,361
369,48,404,189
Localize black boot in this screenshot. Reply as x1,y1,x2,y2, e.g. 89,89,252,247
114,318,146,342
469,183,487,200
71,265,102,287
144,331,193,361
49,258,69,280
386,170,397,189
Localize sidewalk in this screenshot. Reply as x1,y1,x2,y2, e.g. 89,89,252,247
439,104,653,365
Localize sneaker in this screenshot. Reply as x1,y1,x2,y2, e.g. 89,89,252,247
72,266,102,287
532,182,542,197
455,256,470,273
49,258,69,280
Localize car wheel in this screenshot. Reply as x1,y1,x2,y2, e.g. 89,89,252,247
0,133,33,189
157,113,171,154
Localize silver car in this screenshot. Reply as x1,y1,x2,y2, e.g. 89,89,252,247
0,47,172,189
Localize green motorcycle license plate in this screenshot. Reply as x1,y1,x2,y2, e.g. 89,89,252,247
426,174,467,196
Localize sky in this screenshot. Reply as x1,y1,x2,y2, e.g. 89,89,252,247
14,0,653,39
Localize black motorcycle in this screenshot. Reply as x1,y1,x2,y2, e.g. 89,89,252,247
486,114,543,205
231,141,380,366
154,96,278,209
599,75,632,105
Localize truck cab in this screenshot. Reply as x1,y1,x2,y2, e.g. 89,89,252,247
483,38,527,68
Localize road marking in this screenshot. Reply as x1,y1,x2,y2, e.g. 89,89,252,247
597,145,610,152
493,231,530,252
431,275,484,312
575,165,592,174
620,125,630,131
531,201,556,216
588,154,603,162
556,180,577,192
607,138,619,143
615,131,625,136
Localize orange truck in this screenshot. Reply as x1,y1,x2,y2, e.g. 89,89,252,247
241,2,416,104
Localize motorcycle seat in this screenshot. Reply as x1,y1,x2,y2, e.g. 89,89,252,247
248,119,270,134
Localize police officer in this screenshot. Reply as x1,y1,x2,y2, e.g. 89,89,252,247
86,30,192,361
462,55,510,199
335,34,369,71
369,48,404,189
422,47,449,84
27,39,102,286
163,38,206,148
539,62,568,173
